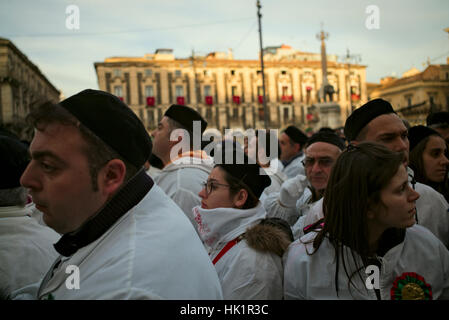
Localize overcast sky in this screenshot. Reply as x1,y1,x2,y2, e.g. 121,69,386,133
1,0,448,98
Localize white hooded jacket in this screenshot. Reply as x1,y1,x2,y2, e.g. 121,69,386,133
0,205,60,299
14,181,223,300
284,224,449,300
193,203,285,300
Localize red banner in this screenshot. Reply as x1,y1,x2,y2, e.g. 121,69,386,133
176,96,185,105
205,96,213,105
146,96,155,106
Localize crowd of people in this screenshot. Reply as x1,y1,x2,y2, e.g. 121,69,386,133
1,89,449,300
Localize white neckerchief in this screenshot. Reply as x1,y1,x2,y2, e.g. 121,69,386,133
192,203,266,250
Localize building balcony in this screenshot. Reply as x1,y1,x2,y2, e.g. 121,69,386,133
281,95,293,103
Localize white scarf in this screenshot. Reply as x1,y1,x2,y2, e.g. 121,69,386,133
192,203,267,250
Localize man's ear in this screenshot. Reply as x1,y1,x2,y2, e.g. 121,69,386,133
98,159,126,197
294,143,302,153
233,189,249,209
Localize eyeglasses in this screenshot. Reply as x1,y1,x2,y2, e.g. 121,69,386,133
302,157,334,168
202,180,231,195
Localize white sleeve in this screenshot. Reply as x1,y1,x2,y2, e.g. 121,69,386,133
415,183,449,248
263,191,300,226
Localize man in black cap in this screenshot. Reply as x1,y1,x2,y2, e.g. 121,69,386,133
0,135,59,299
279,125,308,179
151,104,214,228
263,131,345,238
427,111,449,144
16,90,222,299
344,98,449,247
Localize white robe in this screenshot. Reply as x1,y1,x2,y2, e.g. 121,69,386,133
284,224,449,300
282,153,305,179
14,185,223,300
289,169,449,247
0,205,60,299
263,187,314,226
155,156,213,228
193,204,283,300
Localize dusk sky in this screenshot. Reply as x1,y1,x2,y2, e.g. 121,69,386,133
1,0,448,98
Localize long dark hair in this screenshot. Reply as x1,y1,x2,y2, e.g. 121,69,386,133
310,142,405,296
409,135,449,202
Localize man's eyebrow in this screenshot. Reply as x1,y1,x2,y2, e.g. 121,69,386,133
377,132,398,139
30,150,65,164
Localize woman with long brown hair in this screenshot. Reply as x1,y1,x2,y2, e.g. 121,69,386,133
284,142,449,300
408,125,449,202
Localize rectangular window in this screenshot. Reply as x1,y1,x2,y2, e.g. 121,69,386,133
283,107,289,121
145,85,154,97
114,69,122,77
204,85,211,97
145,69,152,77
114,86,123,97
231,86,238,96
175,85,184,97
175,70,182,77
405,94,413,107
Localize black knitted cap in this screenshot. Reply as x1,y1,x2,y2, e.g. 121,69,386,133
283,126,308,145
408,125,440,151
306,131,346,150
214,146,271,199
427,112,449,127
60,89,152,167
344,99,396,141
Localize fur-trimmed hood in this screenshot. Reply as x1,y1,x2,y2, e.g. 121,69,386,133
244,219,293,257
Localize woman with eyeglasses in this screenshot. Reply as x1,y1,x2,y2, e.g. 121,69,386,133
193,146,293,299
284,142,449,300
408,125,449,203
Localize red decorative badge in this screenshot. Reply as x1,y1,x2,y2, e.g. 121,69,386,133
391,272,432,300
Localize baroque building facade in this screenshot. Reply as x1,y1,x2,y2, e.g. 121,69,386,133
94,45,367,133
369,61,449,126
0,38,60,140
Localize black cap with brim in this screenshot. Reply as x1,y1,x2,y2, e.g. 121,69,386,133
164,104,207,134
60,89,152,168
344,98,396,141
